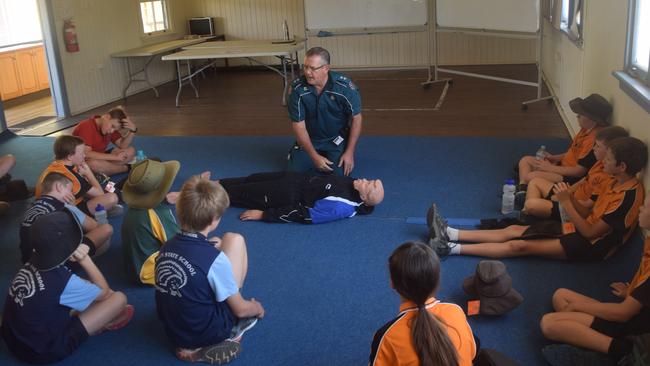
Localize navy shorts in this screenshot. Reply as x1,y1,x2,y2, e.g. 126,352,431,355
2,316,89,364
591,307,650,338
559,233,612,261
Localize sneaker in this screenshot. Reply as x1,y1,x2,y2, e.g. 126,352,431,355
107,204,124,218
228,317,258,342
541,344,616,366
429,237,452,257
427,204,450,243
176,340,242,365
514,190,526,211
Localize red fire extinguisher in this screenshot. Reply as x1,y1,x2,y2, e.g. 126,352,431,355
63,19,79,53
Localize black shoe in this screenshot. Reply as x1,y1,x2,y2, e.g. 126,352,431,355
541,344,616,366
429,237,453,257
514,190,526,211
178,340,242,365
429,204,450,243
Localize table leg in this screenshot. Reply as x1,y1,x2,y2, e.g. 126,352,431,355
281,56,288,106
143,56,160,98
187,61,199,98
175,60,183,107
122,58,133,100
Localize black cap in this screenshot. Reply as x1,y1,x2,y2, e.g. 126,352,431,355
30,208,83,271
569,94,613,126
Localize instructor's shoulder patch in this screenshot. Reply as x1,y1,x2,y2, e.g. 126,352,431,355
336,74,357,90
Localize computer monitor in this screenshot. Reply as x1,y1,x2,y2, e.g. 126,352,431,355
188,17,215,37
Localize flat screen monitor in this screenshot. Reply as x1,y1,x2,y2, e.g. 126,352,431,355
188,17,214,36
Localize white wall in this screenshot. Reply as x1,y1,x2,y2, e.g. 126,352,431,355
542,0,650,184
51,0,199,114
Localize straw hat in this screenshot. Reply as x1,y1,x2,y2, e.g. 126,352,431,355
122,159,180,209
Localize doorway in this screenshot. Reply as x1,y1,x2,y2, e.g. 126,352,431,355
0,0,68,135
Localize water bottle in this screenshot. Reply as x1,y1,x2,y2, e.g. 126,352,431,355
501,179,516,214
95,204,108,225
535,145,547,160
558,202,576,234
135,150,146,163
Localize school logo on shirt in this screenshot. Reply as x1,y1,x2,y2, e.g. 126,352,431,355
9,268,40,306
156,259,190,298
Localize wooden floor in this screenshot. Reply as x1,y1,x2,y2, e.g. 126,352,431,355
78,64,568,138
4,95,55,127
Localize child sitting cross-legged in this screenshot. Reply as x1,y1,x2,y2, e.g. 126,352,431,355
522,126,630,218
1,209,133,364
155,175,265,364
429,137,647,262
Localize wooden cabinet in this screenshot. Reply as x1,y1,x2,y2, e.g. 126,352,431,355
0,44,50,101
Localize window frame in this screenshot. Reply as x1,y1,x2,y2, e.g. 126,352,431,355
137,0,172,38
613,0,650,113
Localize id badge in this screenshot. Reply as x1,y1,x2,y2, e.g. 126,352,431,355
333,136,344,146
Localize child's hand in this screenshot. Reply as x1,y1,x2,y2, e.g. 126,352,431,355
552,182,571,201
166,192,180,205
200,171,211,180
208,236,222,249
69,244,90,262
77,163,92,177
610,282,629,298
240,210,263,221
251,298,265,319
64,191,76,204
533,159,553,171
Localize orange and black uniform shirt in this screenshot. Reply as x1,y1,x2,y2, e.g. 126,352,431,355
560,127,601,170
34,161,91,205
369,298,476,366
584,178,644,255
628,237,650,301
572,160,612,202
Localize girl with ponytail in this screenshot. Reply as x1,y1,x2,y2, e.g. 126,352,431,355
369,242,476,366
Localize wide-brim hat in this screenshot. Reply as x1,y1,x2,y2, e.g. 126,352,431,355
463,260,523,316
30,208,83,271
123,159,180,209
569,93,612,125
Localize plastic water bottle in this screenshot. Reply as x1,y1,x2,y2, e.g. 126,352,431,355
95,204,108,225
558,202,576,234
135,150,146,163
535,145,547,160
501,179,516,214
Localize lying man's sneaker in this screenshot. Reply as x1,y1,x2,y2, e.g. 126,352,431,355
542,344,617,366
228,317,258,342
107,204,124,218
429,205,450,243
514,190,526,211
176,340,242,365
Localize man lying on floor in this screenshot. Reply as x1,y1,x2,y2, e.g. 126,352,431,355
167,171,384,224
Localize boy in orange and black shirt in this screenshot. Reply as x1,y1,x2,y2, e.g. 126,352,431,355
540,193,650,363
431,137,646,262
516,94,612,196
522,126,629,219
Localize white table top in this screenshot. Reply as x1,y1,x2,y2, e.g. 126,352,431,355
162,42,305,61
111,37,213,58
183,36,305,50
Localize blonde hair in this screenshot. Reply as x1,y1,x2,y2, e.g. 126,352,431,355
176,175,230,232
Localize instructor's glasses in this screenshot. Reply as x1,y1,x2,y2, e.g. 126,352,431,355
302,64,327,72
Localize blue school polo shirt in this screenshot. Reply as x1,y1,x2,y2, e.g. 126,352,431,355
154,232,239,349
2,264,100,356
288,71,362,141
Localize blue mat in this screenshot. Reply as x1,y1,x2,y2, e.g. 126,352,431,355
0,134,643,365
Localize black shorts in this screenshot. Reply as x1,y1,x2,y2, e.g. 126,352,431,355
591,307,650,338
559,233,612,261
77,200,92,216
2,316,89,364
520,221,562,239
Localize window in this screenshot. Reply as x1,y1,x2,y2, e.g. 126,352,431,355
0,0,43,48
138,0,170,36
560,0,583,46
614,0,650,113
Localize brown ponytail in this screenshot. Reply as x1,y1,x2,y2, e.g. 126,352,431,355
390,242,460,366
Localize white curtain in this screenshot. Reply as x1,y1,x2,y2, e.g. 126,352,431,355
0,0,43,47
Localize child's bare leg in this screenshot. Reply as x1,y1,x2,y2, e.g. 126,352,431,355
525,170,564,184
87,159,129,176
552,288,601,312
518,156,537,184
524,198,554,218
526,177,555,200
85,223,113,256
220,233,249,288
78,291,127,335
458,238,567,259
540,312,611,353
458,225,528,243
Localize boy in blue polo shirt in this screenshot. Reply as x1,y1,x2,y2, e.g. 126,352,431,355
155,175,265,364
2,209,133,364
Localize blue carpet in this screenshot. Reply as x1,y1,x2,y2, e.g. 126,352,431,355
0,134,643,365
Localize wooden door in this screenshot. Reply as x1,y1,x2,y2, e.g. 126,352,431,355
16,48,38,94
0,52,22,100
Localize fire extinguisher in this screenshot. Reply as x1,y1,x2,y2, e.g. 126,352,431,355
63,19,79,53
